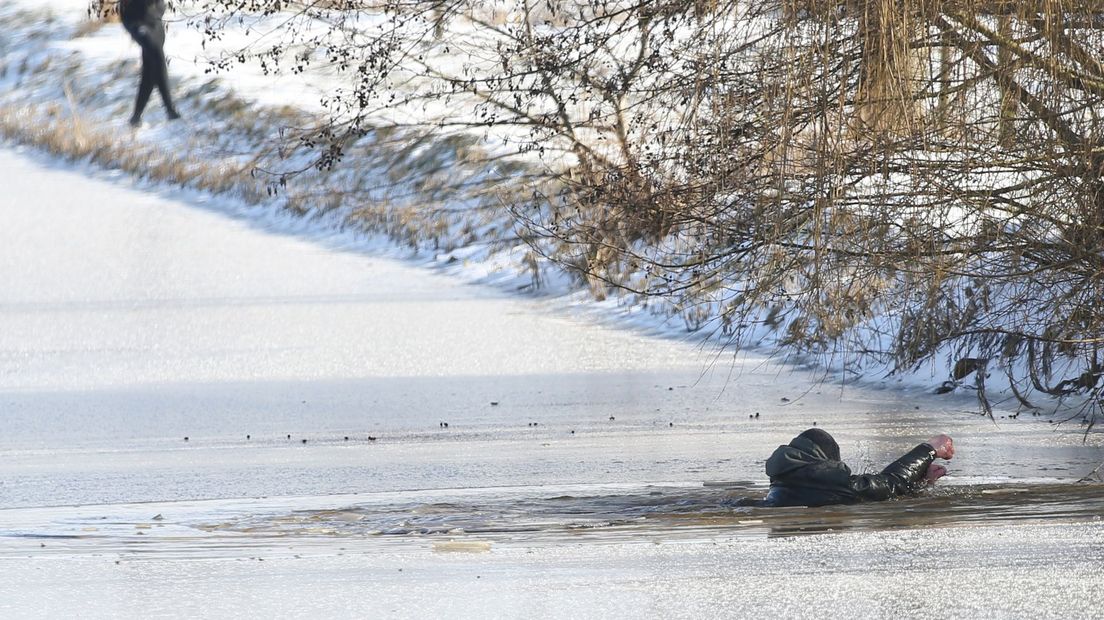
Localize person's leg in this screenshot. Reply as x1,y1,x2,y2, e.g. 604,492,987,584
124,20,178,126
145,20,180,119
124,22,154,126
130,47,156,126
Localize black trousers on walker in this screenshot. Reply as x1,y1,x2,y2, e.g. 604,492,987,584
123,13,178,124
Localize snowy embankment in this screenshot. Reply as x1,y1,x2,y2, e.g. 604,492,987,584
0,2,748,348
0,1,1056,410
1,2,546,284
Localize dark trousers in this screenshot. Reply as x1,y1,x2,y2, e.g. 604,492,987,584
123,18,177,122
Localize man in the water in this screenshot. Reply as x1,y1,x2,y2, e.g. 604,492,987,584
758,428,953,507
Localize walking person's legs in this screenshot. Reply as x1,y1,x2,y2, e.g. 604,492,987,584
125,19,179,126
144,20,179,120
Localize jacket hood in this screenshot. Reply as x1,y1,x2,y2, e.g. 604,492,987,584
765,436,836,478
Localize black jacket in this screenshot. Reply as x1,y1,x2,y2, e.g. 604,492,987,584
761,436,936,507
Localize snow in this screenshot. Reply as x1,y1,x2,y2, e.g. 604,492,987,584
2,141,1103,616
0,151,692,390
3,0,1072,405
2,4,1104,616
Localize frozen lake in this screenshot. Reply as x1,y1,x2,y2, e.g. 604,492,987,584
1,147,1103,618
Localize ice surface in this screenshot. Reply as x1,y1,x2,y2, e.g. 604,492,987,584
2,519,1103,619
2,3,1103,616
14,146,1079,508
2,109,1103,617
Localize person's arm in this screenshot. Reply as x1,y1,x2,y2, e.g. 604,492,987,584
848,443,937,501
850,434,955,500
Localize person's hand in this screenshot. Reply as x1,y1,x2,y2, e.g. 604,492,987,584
926,434,954,460
924,463,947,484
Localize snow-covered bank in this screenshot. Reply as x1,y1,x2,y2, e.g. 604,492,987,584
4,1,1103,419
0,0,745,369
0,0,545,290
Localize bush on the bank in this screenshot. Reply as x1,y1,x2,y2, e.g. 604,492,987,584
95,0,1104,416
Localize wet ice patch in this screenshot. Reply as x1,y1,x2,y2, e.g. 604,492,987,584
177,482,1104,545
